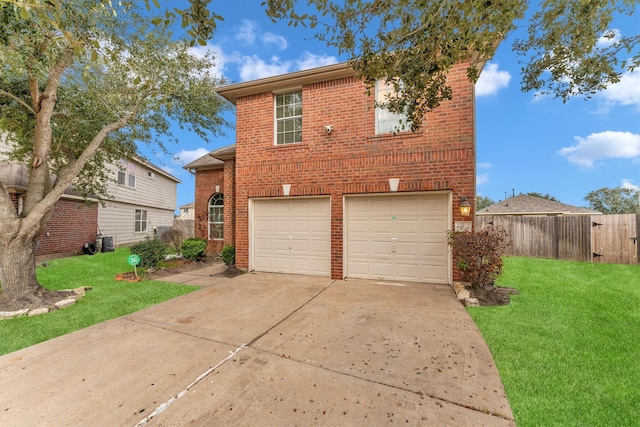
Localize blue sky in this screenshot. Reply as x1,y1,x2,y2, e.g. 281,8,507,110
149,3,640,211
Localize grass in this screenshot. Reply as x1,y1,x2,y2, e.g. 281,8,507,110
0,248,199,356
470,257,640,427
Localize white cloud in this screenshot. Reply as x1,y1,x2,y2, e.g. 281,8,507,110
236,20,257,45
559,131,640,167
599,69,640,108
475,62,511,96
621,178,640,191
237,51,339,81
262,32,288,50
239,55,292,81
175,148,211,165
188,44,235,79
295,51,338,71
477,173,490,186
597,29,622,47
476,162,492,185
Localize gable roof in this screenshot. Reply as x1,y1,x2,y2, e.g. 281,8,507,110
477,194,601,216
215,62,355,104
183,144,236,172
183,151,224,171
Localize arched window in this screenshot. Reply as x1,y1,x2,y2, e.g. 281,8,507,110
208,193,223,240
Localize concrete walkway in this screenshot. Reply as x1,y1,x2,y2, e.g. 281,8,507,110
0,268,514,426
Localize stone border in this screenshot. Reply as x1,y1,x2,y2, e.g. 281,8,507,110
452,281,480,307
0,286,92,320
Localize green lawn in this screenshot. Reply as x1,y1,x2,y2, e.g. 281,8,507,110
470,257,640,427
0,248,199,356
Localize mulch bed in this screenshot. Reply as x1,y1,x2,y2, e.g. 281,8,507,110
144,257,243,280
469,285,518,306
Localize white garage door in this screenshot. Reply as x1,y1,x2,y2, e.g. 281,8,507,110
345,193,450,283
252,198,331,275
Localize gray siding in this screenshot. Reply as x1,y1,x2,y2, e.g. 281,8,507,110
98,160,178,246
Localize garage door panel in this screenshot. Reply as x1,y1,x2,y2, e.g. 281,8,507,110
371,261,394,277
395,262,420,279
395,241,420,256
253,198,330,276
371,241,393,256
254,219,273,233
422,242,446,257
291,220,310,233
346,194,449,283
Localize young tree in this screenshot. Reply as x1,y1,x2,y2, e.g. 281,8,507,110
585,187,640,214
0,1,229,309
263,0,640,129
526,192,559,201
476,195,495,211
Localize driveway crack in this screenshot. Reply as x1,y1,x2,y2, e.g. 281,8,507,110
247,280,337,347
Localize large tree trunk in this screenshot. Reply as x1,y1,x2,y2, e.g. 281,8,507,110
0,236,48,310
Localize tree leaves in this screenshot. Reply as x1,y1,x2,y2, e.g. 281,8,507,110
264,0,639,129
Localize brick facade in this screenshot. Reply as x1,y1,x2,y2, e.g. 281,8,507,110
231,63,475,279
193,168,228,254
192,62,476,280
9,193,98,258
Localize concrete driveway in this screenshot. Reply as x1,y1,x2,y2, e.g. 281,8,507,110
0,271,514,426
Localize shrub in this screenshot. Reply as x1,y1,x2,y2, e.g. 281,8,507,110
220,244,235,267
160,228,184,253
181,237,207,261
130,238,167,269
447,227,510,289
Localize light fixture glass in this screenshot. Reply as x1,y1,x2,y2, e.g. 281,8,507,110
460,197,472,217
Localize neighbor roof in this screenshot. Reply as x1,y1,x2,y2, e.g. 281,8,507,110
477,194,601,216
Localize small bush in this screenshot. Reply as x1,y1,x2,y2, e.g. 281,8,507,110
221,244,235,267
130,238,167,269
160,228,184,253
447,227,510,289
181,237,207,261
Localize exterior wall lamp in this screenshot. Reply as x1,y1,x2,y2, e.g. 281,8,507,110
460,196,472,217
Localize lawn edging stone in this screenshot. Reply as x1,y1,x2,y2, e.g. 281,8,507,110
0,286,92,321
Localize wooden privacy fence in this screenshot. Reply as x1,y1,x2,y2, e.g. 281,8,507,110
475,214,640,264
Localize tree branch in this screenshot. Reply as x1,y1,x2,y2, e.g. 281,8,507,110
21,110,138,236
0,89,36,115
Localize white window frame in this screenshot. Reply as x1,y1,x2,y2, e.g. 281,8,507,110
375,79,408,135
208,193,224,240
134,209,147,233
117,159,136,188
274,91,302,145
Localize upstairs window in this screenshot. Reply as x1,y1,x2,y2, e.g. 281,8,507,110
375,80,408,135
208,193,224,240
117,159,136,188
275,91,302,145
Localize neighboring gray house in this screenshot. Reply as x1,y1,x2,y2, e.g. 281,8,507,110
99,158,180,247
2,132,180,253
477,194,601,216
175,202,194,220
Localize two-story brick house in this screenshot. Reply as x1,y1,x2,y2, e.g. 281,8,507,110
187,61,476,284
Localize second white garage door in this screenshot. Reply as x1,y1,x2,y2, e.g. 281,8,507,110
345,193,450,283
252,197,330,275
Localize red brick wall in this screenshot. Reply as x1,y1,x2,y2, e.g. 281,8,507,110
8,193,98,258
233,63,476,279
37,198,98,257
193,168,227,254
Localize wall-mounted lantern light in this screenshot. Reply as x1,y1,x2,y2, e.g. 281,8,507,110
460,196,472,217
